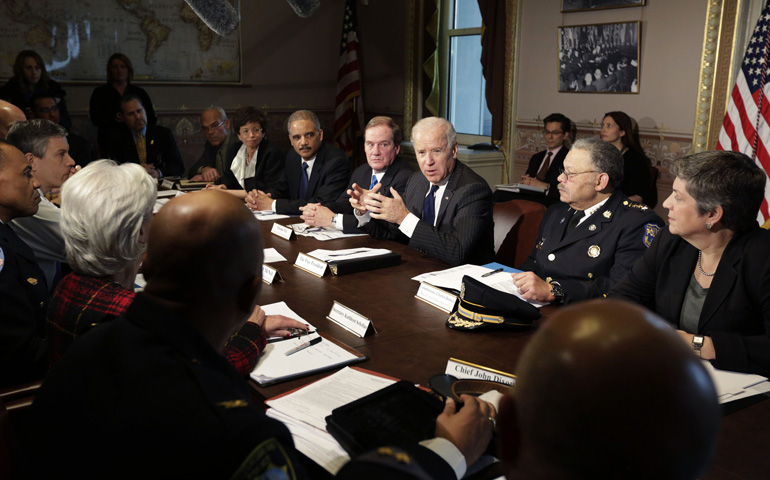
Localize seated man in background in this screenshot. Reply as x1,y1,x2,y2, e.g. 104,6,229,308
30,92,91,167
187,106,236,181
246,109,349,215
497,299,721,480
7,119,76,290
0,141,48,388
300,116,412,233
104,93,184,178
0,99,26,140
513,137,663,304
27,191,495,479
350,117,495,266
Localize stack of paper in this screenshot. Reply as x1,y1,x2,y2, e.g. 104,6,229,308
307,247,392,262
702,362,770,404
290,223,368,241
252,210,290,221
495,183,546,194
266,367,396,474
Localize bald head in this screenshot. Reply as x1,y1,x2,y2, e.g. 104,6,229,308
0,100,26,140
499,299,720,480
142,191,263,344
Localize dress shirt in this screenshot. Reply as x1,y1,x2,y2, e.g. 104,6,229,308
230,144,259,189
576,196,610,227
399,181,448,237
331,170,386,230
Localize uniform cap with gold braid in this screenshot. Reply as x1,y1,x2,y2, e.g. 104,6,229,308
447,275,541,331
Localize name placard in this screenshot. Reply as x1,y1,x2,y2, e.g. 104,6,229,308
271,223,296,241
161,179,176,190
294,252,328,277
327,301,376,337
262,264,283,285
415,282,458,313
445,358,516,386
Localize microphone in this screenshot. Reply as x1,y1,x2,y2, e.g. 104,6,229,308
183,0,239,36
285,0,320,17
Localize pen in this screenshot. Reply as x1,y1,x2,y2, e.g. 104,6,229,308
482,268,504,277
268,329,316,343
285,336,323,356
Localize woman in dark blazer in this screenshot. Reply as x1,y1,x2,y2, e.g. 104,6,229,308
600,111,655,207
611,150,770,376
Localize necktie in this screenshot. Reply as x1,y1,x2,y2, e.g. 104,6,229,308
299,162,309,198
137,134,147,166
536,151,552,181
369,174,378,190
562,209,585,240
423,185,439,226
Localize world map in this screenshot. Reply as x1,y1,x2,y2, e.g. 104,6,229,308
0,0,241,83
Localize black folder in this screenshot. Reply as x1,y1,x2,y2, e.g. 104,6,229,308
327,252,401,276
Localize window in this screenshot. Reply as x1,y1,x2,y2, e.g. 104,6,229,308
441,0,493,142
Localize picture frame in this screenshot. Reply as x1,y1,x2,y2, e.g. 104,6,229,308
561,0,645,14
558,21,641,94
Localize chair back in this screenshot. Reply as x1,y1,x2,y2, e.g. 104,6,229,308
493,199,546,268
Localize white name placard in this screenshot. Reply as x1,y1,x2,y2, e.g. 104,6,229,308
161,179,176,190
445,358,516,386
294,252,328,277
327,301,376,337
271,223,296,241
415,282,458,313
262,264,283,285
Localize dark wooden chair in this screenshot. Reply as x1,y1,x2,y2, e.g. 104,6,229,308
492,199,546,268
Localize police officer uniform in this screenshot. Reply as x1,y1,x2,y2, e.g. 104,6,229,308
0,221,48,388
519,190,663,304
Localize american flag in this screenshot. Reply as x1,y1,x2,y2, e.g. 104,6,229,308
333,0,365,159
717,0,770,226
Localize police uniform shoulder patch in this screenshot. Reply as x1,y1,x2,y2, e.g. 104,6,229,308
230,437,298,480
643,223,661,247
0,246,4,274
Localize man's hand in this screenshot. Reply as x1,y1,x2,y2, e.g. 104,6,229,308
520,174,548,190
245,190,273,211
435,395,496,466
143,164,160,179
348,182,382,215
512,271,555,302
198,167,220,182
300,203,335,227
364,187,410,225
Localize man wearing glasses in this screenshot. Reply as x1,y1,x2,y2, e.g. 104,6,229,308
512,137,662,305
30,93,91,168
519,113,572,206
187,106,235,181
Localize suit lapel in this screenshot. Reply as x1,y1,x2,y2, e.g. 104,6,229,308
698,236,743,331
435,162,463,225
306,144,326,196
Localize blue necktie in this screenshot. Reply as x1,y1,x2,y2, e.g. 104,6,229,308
299,162,309,198
423,185,439,226
369,174,378,190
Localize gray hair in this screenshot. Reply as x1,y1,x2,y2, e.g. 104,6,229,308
411,117,457,148
572,137,624,189
286,110,320,132
671,150,766,233
6,119,67,158
61,160,157,276
202,106,227,121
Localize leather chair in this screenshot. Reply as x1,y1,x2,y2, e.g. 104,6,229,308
493,199,546,268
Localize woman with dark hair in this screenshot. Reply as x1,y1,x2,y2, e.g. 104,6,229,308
600,111,655,207
0,50,71,130
208,106,284,199
89,53,156,154
611,150,770,376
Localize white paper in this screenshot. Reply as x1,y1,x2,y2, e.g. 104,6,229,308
263,248,287,263
261,302,314,342
291,223,368,241
253,210,290,221
307,247,392,262
702,361,770,403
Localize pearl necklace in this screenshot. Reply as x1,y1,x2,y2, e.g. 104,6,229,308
697,251,716,277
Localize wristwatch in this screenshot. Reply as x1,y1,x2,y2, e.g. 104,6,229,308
549,281,564,305
332,213,341,225
692,335,705,357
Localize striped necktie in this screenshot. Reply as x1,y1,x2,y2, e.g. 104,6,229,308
369,174,378,190
137,134,147,166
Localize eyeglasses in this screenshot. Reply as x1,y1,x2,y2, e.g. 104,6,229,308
544,130,564,136
202,120,225,132
239,127,263,136
559,168,598,180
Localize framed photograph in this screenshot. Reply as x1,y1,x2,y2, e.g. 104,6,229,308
558,21,641,94
561,0,645,13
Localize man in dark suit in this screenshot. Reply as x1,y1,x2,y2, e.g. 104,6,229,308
30,93,91,167
246,110,348,215
350,117,494,266
104,94,184,178
299,116,412,233
518,113,572,207
513,137,663,305
186,106,236,181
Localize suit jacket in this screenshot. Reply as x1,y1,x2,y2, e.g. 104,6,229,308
360,161,495,266
274,142,350,215
610,226,770,376
186,133,237,179
105,124,184,177
525,147,568,206
620,148,655,207
325,156,413,233
216,139,285,196
519,190,663,303
0,221,49,388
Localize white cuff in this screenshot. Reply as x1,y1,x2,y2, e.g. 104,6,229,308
332,213,344,230
398,212,420,238
354,209,371,227
419,437,466,480
271,199,277,212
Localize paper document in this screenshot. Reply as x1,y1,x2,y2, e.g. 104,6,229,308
262,302,313,343
252,210,290,221
307,247,392,262
495,183,546,194
291,223,368,241
702,361,770,404
263,248,287,263
154,190,185,213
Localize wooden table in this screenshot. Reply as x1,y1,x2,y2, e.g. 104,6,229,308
251,219,769,480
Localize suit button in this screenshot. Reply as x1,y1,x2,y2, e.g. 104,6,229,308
547,254,556,261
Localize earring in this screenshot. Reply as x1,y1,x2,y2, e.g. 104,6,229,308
705,223,712,230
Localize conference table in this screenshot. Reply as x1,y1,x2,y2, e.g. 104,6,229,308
250,218,769,480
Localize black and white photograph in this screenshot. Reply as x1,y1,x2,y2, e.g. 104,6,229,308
558,21,641,94
561,0,645,13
